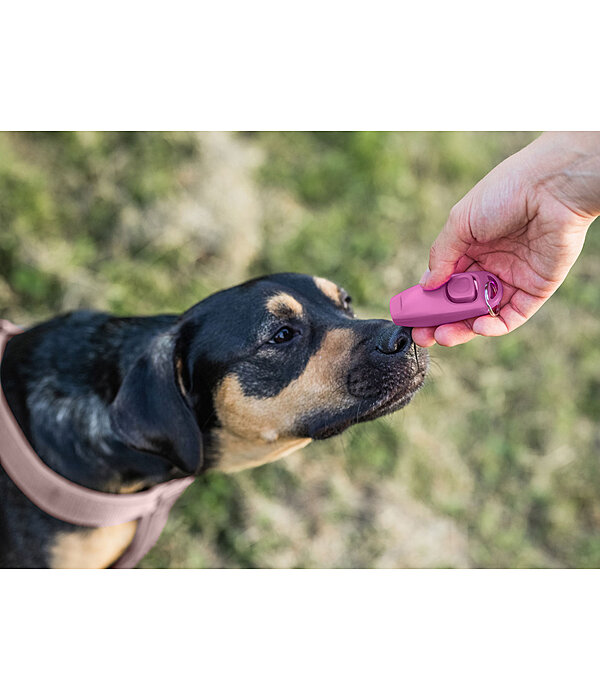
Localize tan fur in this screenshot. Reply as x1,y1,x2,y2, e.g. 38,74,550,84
313,276,341,305
212,328,356,471
266,292,304,318
212,431,311,473
50,521,137,569
118,481,148,494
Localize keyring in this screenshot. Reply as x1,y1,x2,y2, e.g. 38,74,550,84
484,281,499,317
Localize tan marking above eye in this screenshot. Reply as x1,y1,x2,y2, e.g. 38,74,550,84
266,292,304,318
213,327,357,452
313,276,342,305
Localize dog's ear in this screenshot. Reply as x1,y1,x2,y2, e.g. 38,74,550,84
110,332,202,474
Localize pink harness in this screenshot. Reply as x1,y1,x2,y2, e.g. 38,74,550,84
0,320,195,568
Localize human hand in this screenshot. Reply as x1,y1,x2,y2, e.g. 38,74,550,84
412,132,600,348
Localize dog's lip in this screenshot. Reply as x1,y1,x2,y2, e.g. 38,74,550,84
308,367,427,439
360,368,427,418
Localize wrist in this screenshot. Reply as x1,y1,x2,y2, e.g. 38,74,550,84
525,132,600,219
537,131,600,154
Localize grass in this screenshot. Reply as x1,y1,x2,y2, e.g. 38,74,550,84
1,131,598,568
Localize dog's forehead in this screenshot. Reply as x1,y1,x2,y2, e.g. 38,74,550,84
183,274,350,357
254,274,346,310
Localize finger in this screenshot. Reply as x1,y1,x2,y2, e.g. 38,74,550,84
411,326,436,347
471,314,511,336
472,293,532,336
423,202,474,290
433,321,478,347
431,293,530,345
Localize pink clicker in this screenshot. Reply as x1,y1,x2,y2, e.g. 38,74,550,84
390,271,503,327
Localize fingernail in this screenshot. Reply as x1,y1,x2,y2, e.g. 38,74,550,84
419,269,431,286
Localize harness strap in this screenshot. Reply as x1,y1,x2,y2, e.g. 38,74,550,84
111,482,189,568
0,319,194,568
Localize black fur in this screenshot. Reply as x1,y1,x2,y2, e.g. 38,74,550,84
0,273,427,568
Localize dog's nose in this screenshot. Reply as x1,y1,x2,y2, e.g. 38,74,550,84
375,324,412,356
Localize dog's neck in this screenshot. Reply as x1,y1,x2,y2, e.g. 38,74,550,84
0,315,188,493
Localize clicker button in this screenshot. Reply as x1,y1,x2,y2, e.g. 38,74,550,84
446,274,477,303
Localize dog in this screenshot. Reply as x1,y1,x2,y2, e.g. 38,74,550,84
0,273,428,568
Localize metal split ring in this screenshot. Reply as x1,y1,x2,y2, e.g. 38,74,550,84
484,281,499,317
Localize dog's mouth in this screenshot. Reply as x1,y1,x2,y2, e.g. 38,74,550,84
307,363,428,440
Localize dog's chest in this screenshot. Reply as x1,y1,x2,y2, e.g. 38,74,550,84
49,521,137,568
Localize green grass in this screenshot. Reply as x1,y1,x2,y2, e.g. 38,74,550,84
1,131,598,568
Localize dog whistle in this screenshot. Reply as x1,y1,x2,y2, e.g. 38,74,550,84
390,271,503,327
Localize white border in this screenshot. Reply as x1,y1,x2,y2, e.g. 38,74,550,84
1,3,598,128
2,570,599,699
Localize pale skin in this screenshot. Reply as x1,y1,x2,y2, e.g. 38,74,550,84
412,132,600,348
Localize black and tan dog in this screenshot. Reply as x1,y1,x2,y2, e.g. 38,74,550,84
0,273,428,568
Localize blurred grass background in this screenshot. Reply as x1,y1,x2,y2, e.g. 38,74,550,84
1,131,599,568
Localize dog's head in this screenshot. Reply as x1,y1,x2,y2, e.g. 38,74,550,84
111,273,428,474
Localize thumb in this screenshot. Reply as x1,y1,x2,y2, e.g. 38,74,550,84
420,204,471,290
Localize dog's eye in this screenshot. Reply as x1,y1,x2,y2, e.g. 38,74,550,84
269,326,296,344
343,294,352,307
